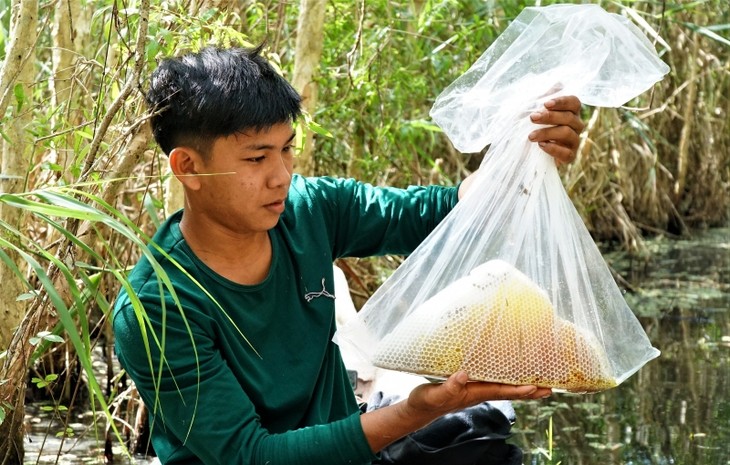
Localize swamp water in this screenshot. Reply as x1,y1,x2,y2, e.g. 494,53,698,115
514,227,730,465
23,228,729,465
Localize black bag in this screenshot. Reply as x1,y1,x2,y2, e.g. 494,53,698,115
366,394,522,465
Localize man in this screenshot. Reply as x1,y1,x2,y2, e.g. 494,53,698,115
113,45,584,465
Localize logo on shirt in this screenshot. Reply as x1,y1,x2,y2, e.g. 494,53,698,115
304,278,335,302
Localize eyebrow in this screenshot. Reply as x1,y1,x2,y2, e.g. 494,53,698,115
245,132,296,151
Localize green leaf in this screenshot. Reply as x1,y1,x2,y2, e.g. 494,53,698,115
16,291,39,301
13,84,24,111
40,162,64,172
692,24,730,47
30,331,64,345
406,119,443,132
76,128,94,140
143,194,162,229
306,120,333,138
43,334,64,344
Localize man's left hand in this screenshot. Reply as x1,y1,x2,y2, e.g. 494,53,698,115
528,96,585,165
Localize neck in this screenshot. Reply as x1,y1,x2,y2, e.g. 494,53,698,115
179,212,273,285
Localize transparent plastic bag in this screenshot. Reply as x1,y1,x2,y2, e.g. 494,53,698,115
333,4,669,393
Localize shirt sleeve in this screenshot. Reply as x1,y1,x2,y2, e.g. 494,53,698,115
295,176,460,259
113,286,377,465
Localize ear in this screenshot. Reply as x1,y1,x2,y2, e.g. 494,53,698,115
169,147,203,191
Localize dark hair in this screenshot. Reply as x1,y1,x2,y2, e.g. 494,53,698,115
146,45,302,156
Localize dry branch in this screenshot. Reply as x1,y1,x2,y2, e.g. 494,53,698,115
80,0,151,181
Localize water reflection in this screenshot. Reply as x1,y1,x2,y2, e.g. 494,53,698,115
23,403,154,465
514,228,730,465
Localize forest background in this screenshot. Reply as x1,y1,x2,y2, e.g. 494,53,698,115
0,0,727,463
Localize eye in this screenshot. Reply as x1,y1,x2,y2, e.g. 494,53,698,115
246,156,266,163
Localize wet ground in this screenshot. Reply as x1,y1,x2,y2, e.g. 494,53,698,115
23,228,730,465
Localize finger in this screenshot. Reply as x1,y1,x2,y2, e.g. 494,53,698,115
440,371,469,397
529,125,580,150
414,372,469,410
544,95,582,114
436,376,537,404
529,110,585,134
531,387,553,399
464,382,538,400
536,141,576,165
510,386,552,400
448,371,470,389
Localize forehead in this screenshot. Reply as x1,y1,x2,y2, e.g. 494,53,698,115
230,123,295,146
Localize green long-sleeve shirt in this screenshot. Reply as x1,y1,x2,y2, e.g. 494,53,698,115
112,175,459,465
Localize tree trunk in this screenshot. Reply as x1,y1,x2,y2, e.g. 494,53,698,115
0,0,38,348
673,34,699,204
51,0,82,167
0,96,29,349
99,122,154,213
23,3,86,407
0,0,37,119
0,409,24,465
165,165,186,215
0,2,38,462
291,0,326,176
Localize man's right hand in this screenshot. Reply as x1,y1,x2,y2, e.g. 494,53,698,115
403,371,551,418
360,371,551,453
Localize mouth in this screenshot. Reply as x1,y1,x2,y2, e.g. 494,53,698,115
264,199,286,214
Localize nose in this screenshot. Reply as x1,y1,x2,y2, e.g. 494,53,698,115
268,152,292,188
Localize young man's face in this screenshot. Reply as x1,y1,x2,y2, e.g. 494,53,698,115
193,122,295,236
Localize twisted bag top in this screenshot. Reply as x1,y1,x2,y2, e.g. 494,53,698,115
429,3,670,153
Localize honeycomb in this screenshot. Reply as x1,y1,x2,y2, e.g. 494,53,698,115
372,260,617,393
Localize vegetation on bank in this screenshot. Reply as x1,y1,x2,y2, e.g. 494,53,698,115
0,0,727,463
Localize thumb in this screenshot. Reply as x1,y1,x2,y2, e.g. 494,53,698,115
435,371,470,404
413,372,469,411
443,371,469,394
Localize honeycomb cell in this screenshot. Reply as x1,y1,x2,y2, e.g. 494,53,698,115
372,260,617,393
